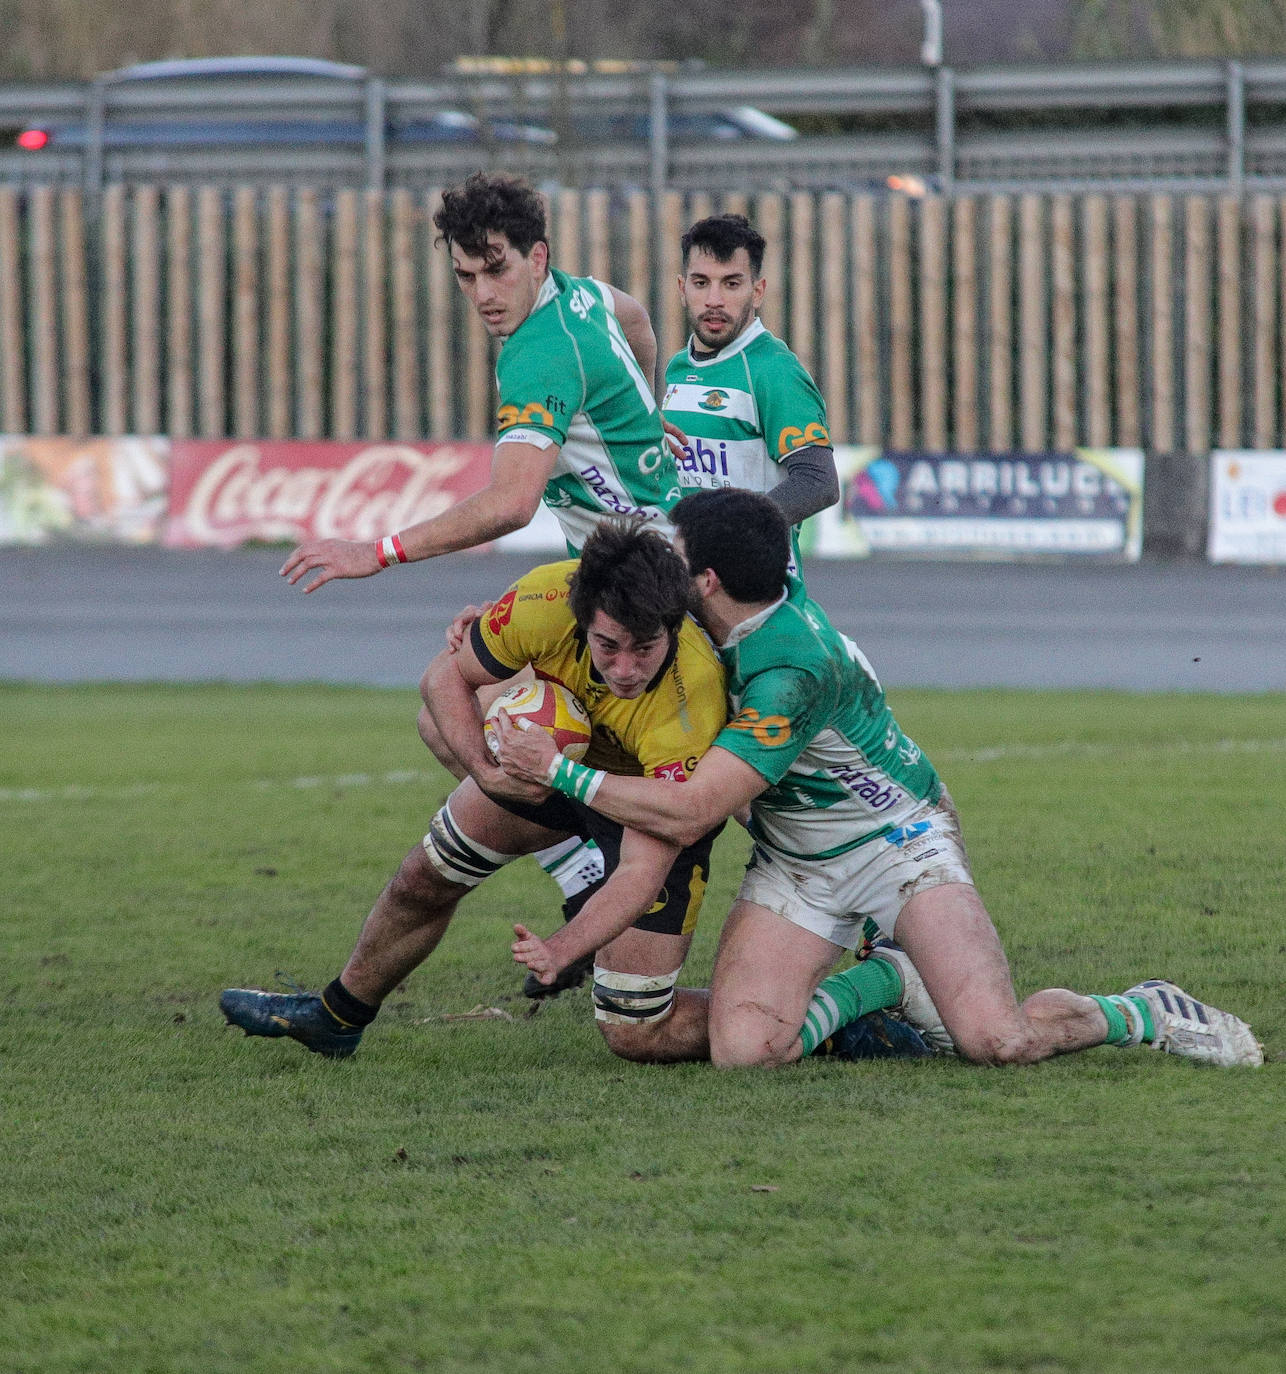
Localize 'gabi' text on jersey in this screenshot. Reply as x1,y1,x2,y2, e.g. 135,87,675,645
494,270,681,553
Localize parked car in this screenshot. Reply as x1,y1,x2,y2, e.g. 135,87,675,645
12,56,555,156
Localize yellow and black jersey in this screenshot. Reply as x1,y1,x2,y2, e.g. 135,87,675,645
470,558,727,780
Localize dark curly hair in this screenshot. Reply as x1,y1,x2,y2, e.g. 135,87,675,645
568,517,695,643
672,489,788,603
681,213,766,277
432,172,548,262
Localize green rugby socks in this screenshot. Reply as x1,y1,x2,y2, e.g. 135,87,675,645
800,957,904,1056
1091,993,1155,1047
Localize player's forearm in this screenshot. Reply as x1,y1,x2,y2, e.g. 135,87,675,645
768,445,840,525
578,773,718,849
394,486,537,563
422,651,497,779
544,855,675,970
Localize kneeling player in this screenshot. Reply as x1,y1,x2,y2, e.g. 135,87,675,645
220,519,729,1062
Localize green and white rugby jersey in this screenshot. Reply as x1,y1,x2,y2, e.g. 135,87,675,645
712,577,941,862
662,318,830,570
495,268,680,552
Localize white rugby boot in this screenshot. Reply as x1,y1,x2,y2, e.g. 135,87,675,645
1123,980,1264,1067
867,937,957,1055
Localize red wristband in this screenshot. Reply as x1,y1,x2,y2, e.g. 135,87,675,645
376,534,407,569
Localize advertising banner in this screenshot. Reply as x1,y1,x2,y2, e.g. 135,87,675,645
1208,452,1286,564
802,447,1144,561
164,440,493,549
0,436,170,546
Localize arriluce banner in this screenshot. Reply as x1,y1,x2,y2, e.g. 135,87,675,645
802,447,1144,560
164,441,493,549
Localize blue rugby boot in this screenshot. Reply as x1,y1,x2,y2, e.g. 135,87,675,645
823,1010,932,1061
219,987,363,1059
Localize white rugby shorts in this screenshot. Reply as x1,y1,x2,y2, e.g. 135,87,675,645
737,791,974,948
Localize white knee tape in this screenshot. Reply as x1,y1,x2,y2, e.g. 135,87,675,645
592,965,681,1025
423,800,516,888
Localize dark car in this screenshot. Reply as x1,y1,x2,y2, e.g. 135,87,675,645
13,56,555,156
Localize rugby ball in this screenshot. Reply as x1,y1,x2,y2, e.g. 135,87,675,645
483,680,592,761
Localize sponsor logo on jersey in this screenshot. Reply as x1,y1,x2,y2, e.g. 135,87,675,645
652,760,689,781
497,401,556,431
698,389,730,411
646,887,671,915
884,819,932,847
487,588,517,635
830,763,906,812
727,708,792,746
678,437,731,479
577,464,642,517
777,421,830,455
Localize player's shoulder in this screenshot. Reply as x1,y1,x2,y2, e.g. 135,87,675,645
485,559,576,632
674,613,725,680
744,325,810,378
500,273,590,360
739,584,835,678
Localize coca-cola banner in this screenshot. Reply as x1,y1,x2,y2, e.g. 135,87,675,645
0,436,169,545
164,440,493,549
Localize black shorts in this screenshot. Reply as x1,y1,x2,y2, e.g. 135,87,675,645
484,786,723,938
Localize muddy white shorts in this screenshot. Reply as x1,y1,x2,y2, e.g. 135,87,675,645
736,791,974,949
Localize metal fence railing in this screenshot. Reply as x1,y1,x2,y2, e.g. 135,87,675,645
4,58,1286,194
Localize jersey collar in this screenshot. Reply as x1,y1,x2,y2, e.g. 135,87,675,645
686,315,766,367
532,270,562,314
717,586,787,649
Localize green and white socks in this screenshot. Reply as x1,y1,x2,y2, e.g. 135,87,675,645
799,957,904,1056
1090,993,1156,1048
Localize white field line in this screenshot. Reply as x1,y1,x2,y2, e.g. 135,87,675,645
0,768,437,805
4,738,1286,806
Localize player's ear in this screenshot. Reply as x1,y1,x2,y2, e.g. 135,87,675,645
530,240,549,273
692,566,720,598
752,276,767,309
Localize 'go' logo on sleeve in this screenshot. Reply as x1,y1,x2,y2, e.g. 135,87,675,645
727,708,792,746
776,422,830,455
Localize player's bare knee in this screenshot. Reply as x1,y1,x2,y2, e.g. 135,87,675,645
388,843,450,908
953,1022,1042,1067
709,1005,797,1069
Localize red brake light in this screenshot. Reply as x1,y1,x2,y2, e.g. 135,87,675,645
17,129,50,150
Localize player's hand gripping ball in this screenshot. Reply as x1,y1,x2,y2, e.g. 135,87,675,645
483,680,592,762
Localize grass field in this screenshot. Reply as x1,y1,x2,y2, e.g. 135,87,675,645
3,681,1283,1374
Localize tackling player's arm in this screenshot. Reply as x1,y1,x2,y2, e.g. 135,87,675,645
495,712,767,849
280,441,557,593
514,824,681,982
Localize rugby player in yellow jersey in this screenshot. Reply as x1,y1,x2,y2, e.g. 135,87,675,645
219,519,730,1063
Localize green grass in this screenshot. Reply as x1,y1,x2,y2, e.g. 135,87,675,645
2,682,1283,1374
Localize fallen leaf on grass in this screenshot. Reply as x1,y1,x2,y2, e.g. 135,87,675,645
414,1005,515,1024
749,1185,779,1193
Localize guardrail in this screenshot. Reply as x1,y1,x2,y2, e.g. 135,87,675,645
2,58,1286,193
